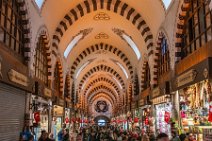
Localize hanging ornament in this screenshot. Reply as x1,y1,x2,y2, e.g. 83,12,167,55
65,117,69,124
164,111,170,123
134,117,139,123
145,117,149,125
208,105,212,122
34,112,40,123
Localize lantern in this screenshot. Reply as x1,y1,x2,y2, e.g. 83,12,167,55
134,117,139,123
34,112,40,123
208,105,212,122
164,111,170,123
65,117,69,124
145,117,149,125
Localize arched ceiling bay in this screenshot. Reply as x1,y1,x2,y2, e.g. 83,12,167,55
39,0,167,117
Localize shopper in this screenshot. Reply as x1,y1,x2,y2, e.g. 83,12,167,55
20,126,33,141
157,133,170,141
63,128,70,141
179,134,186,141
38,130,48,141
142,134,150,141
171,131,180,141
184,133,196,141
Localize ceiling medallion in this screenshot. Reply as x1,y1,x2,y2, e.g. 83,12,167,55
95,32,109,39
95,100,109,113
94,12,110,21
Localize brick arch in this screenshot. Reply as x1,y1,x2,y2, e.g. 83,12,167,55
88,92,116,105
86,85,118,101
53,60,64,96
52,0,153,54
140,60,150,90
83,76,120,95
175,0,191,62
14,0,31,61
33,26,52,81
64,74,71,99
70,43,133,79
153,31,170,85
78,64,126,90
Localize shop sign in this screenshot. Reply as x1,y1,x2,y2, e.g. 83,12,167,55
152,87,160,98
177,69,197,87
44,88,52,98
152,95,166,105
8,69,28,86
203,129,212,141
139,99,145,106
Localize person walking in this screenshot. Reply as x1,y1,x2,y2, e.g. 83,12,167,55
63,128,70,141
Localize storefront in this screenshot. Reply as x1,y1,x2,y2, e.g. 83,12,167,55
52,99,64,139
173,57,212,141
0,47,33,141
151,86,173,137
177,80,212,140
31,95,51,141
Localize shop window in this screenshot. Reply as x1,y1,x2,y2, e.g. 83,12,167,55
143,62,151,90
0,0,24,56
182,1,212,58
53,62,60,95
158,37,170,76
34,36,48,85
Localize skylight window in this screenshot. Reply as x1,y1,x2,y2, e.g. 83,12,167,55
116,62,129,79
112,77,122,89
35,0,45,9
75,61,90,78
122,34,141,60
162,0,172,9
64,34,83,58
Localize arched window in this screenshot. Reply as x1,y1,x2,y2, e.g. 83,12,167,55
182,1,212,58
54,62,60,95
34,36,48,85
0,0,24,55
143,62,151,90
158,37,170,76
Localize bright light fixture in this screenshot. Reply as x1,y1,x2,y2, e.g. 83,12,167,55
116,62,128,79
122,34,141,60
35,0,45,9
162,0,172,9
64,34,83,58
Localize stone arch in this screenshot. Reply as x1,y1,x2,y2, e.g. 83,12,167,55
78,64,126,90
16,0,31,62
175,0,191,62
70,43,133,79
83,76,120,95
32,25,52,81
52,0,153,54
53,59,64,96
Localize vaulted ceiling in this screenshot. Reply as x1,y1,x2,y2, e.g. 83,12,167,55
40,0,167,117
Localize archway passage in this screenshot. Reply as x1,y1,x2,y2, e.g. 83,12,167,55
94,115,110,126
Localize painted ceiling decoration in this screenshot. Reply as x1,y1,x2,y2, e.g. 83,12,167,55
95,101,109,113
69,43,133,79
95,32,109,39
64,28,93,58
52,0,153,54
94,12,111,20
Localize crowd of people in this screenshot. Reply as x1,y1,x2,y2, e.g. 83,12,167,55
19,125,198,141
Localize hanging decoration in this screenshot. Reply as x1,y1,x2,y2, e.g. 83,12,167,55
208,105,212,122
164,111,171,123
34,112,40,123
